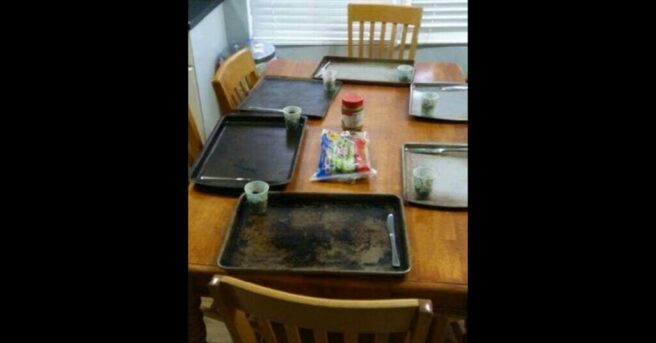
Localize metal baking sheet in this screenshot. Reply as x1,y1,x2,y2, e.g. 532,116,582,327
312,56,415,86
189,114,307,189
218,192,410,275
402,143,468,208
409,83,468,122
238,76,342,119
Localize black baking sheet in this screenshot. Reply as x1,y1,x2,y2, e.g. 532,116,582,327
238,76,342,118
189,113,306,189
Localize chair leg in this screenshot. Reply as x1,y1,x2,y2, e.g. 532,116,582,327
189,277,207,343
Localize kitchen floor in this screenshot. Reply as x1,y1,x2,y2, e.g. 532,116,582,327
201,297,462,343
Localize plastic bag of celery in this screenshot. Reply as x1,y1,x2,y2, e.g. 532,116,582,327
310,129,377,182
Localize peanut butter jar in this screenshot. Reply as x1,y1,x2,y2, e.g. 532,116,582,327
341,93,364,131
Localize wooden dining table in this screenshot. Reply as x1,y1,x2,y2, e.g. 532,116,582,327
188,59,467,343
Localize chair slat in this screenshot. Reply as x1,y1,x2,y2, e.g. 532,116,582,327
284,324,302,343
313,330,329,343
238,83,247,100
240,77,251,93
398,24,408,60
378,22,387,58
408,25,420,61
234,85,243,103
358,21,364,58
388,23,398,59
257,318,278,343
348,19,354,57
368,21,375,58
232,89,242,103
230,91,240,108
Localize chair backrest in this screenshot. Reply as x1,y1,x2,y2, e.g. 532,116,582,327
212,48,260,113
209,275,434,343
347,4,423,60
188,107,203,167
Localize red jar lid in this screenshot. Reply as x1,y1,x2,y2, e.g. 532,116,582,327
342,93,364,107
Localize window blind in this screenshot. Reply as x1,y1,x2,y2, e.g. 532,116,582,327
248,0,467,45
410,0,468,44
249,0,399,45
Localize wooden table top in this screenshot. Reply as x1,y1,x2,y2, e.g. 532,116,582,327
189,59,468,312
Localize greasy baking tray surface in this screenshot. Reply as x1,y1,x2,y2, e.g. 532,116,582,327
218,192,410,275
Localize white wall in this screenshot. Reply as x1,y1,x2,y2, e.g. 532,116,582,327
189,4,229,139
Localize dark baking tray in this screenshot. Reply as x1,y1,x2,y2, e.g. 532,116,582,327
238,75,342,118
312,56,415,86
218,192,411,276
189,113,307,190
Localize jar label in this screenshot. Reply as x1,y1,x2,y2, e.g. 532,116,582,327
342,110,363,129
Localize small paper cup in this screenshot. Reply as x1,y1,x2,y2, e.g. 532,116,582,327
413,166,436,199
322,69,338,92
397,64,414,82
421,92,439,110
244,180,270,214
282,106,302,130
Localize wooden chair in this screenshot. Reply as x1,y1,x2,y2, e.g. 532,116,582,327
188,107,203,167
212,48,260,114
209,275,435,343
450,319,467,343
348,4,423,61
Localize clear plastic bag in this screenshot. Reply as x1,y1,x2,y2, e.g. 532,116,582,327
310,129,377,182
